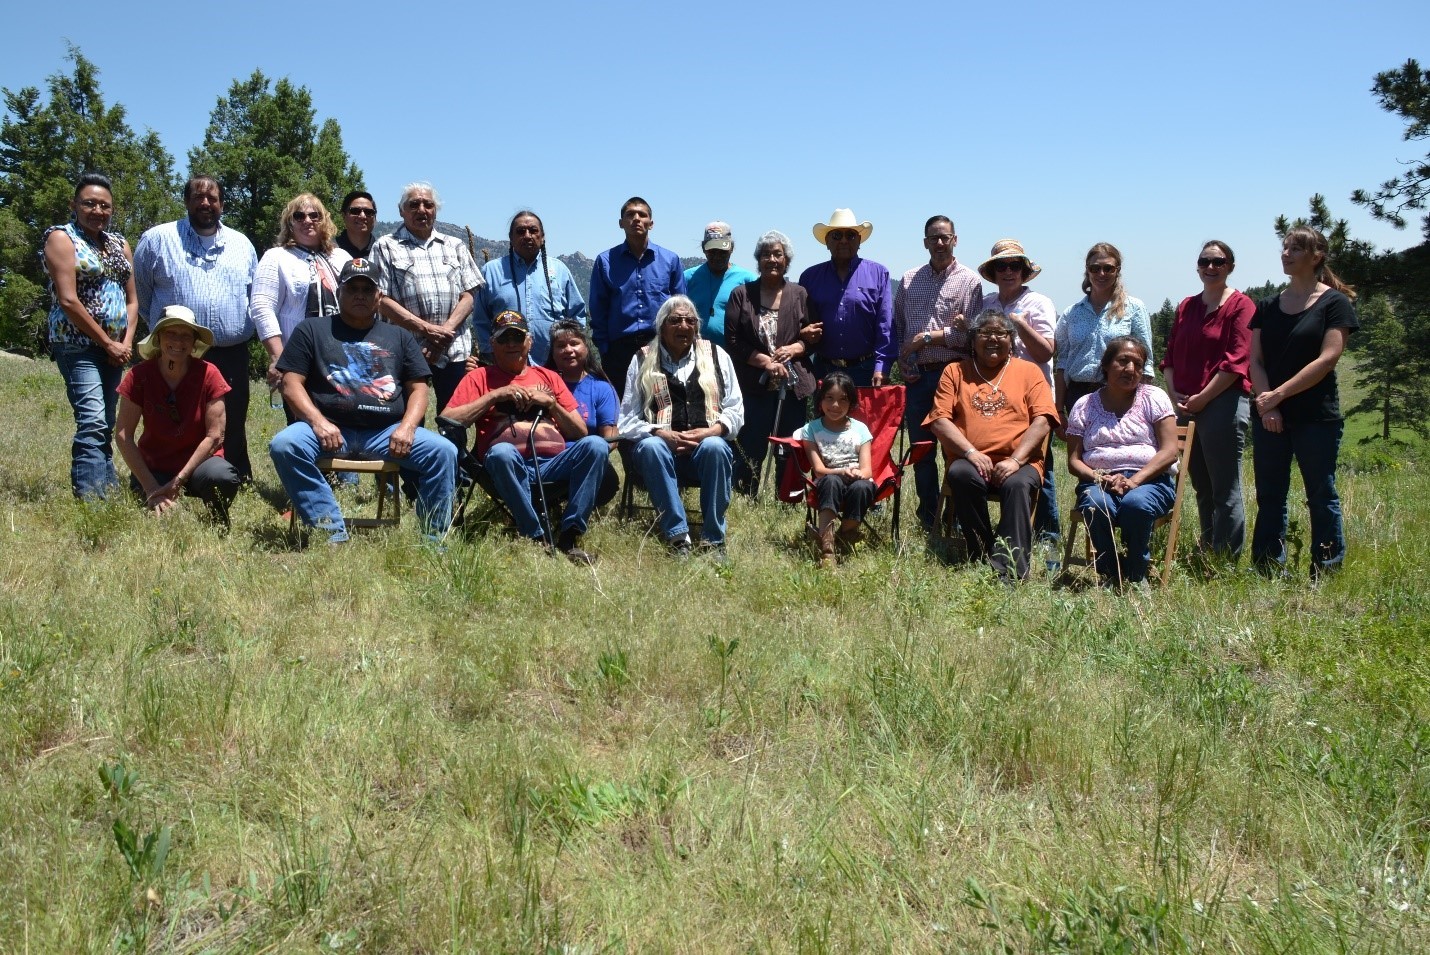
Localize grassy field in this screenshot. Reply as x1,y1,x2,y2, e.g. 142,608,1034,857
1,354,1427,953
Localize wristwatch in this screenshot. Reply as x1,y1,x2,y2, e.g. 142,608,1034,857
922,331,933,346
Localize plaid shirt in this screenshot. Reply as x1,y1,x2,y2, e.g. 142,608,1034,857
370,226,483,365
892,260,984,380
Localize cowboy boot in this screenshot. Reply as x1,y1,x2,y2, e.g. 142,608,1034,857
816,524,837,567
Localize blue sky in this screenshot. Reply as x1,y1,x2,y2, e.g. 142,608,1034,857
6,0,1426,314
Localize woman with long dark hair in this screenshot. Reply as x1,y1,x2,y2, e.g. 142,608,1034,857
1248,227,1358,576
41,173,138,498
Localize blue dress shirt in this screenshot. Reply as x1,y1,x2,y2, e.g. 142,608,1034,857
588,242,686,350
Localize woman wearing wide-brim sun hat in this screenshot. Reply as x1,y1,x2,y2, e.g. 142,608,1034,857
978,239,1062,557
115,304,241,526
797,208,893,387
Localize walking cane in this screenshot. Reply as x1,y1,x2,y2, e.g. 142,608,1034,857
528,408,555,550
760,366,792,498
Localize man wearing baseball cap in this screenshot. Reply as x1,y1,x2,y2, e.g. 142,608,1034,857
444,310,609,564
269,258,457,544
683,221,756,348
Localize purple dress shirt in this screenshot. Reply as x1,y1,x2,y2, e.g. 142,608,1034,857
798,257,894,373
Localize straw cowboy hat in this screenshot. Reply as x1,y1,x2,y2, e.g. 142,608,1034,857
977,239,1043,283
137,305,214,360
812,208,873,246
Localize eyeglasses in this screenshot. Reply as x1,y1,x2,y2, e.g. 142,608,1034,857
292,211,323,222
826,230,860,242
925,234,954,244
974,329,1013,340
1197,256,1229,268
345,207,376,218
666,314,699,326
1087,264,1119,276
405,199,436,210
994,260,1026,273
78,199,113,212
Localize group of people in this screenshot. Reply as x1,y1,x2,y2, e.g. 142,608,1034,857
40,175,1359,581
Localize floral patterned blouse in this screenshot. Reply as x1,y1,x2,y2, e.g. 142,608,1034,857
42,221,131,345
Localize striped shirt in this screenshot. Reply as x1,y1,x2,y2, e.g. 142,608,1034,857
892,260,983,380
133,219,257,347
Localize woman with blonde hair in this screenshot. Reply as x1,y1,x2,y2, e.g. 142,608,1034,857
1054,242,1153,416
1249,226,1358,577
250,193,352,389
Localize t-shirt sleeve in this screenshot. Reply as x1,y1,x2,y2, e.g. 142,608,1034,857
276,321,315,376
448,369,488,409
1144,386,1175,423
202,362,232,403
117,368,140,404
1065,394,1090,438
854,420,875,447
593,381,618,428
397,329,433,382
923,364,960,426
1324,291,1359,334
549,370,579,413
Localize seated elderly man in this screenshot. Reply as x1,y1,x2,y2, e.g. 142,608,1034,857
444,310,609,564
618,295,744,559
924,308,1057,580
269,258,457,544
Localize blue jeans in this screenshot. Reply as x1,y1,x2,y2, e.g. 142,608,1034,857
269,422,456,543
631,435,733,544
903,369,943,531
1187,389,1249,558
1076,471,1177,584
1251,416,1345,573
483,435,609,540
53,342,121,499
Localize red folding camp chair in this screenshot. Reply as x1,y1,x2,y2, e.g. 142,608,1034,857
769,384,934,547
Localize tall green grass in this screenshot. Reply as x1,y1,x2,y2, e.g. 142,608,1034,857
1,356,1426,952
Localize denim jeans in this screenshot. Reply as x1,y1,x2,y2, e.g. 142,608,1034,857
1251,416,1345,573
631,435,733,544
1187,389,1249,558
483,435,609,540
1076,471,1177,584
1035,442,1062,540
53,342,121,499
269,421,456,542
902,369,943,531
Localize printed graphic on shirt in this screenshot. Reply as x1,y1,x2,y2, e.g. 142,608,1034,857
327,342,400,406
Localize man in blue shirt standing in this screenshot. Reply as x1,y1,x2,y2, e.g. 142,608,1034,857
684,221,756,349
589,197,686,398
134,176,276,482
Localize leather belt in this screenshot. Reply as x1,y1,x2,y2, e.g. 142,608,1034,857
916,361,950,374
825,352,874,368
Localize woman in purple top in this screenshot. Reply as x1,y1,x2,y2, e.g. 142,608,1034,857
1066,337,1179,586
1248,226,1358,577
546,319,619,507
1162,240,1256,561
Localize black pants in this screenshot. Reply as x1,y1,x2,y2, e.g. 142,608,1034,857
204,343,254,481
815,474,877,521
946,458,1040,580
736,386,807,495
128,457,241,525
601,331,655,401
430,362,468,415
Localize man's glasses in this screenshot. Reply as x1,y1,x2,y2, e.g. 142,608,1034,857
345,208,376,218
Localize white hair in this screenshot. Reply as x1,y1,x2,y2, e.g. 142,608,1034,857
398,181,440,212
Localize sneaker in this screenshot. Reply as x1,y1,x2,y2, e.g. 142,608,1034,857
558,528,595,566
668,535,694,560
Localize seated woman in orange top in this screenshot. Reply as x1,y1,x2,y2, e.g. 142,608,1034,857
924,309,1058,580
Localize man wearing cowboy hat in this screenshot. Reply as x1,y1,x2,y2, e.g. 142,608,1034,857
684,221,756,348
798,208,893,387
115,304,241,524
978,239,1061,558
269,258,457,545
444,310,610,565
893,215,985,534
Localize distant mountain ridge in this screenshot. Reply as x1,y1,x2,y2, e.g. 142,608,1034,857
373,221,701,304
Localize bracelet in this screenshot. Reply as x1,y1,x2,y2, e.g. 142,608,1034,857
963,447,977,458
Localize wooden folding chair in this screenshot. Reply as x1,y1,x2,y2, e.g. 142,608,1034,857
288,457,402,531
1062,421,1196,586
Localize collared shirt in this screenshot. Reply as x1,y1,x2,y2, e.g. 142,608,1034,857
589,242,686,350
981,288,1057,386
133,218,258,347
893,259,983,379
473,252,588,365
1054,295,1154,383
617,341,745,439
369,225,483,366
684,262,757,347
334,232,372,260
798,257,894,373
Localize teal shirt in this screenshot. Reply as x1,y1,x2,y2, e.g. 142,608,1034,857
685,263,757,347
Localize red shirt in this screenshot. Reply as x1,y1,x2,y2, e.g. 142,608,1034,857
1161,290,1255,396
117,359,230,474
448,363,578,458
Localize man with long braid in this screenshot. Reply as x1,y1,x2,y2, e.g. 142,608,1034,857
471,211,587,367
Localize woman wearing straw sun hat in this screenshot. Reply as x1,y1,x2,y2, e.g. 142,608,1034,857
798,208,893,387
115,304,241,526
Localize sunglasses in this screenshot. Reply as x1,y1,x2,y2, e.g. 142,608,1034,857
994,260,1026,272
1197,256,1229,268
345,207,376,218
826,230,860,242
162,391,181,423
292,211,323,222
1087,264,1119,276
666,314,699,326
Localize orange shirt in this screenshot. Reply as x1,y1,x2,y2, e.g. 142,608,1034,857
923,357,1057,476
